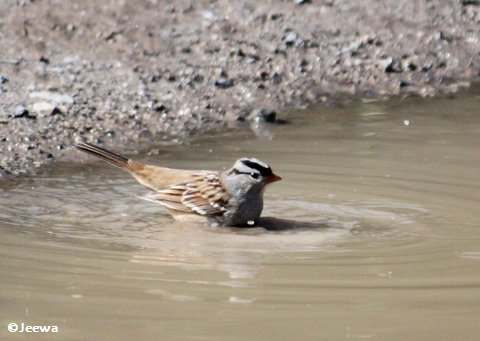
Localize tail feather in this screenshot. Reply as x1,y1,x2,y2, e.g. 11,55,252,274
75,142,129,169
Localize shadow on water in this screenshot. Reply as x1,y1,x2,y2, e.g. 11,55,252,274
255,216,331,231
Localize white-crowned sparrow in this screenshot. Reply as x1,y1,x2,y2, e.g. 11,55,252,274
75,142,281,226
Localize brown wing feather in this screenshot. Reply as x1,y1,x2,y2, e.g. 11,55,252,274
147,172,229,216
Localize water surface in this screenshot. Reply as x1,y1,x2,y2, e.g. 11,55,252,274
1,89,480,340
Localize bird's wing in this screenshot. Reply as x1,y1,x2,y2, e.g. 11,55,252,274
147,172,230,215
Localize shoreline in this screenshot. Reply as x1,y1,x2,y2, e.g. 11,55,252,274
1,0,479,176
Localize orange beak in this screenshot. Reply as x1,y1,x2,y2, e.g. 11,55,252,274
266,174,282,184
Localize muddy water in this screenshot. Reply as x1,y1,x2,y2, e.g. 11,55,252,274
1,90,480,341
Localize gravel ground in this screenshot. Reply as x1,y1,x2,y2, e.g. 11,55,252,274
1,0,479,176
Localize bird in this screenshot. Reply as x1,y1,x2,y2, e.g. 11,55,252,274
75,142,282,227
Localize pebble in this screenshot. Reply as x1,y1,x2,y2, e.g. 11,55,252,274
461,0,480,5
13,106,36,120
0,166,11,178
29,91,74,105
284,31,300,46
32,102,56,114
214,78,234,89
379,57,403,73
0,75,8,84
250,108,277,123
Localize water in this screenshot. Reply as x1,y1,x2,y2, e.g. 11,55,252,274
2,89,480,340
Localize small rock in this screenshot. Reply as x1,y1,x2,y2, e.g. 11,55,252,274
29,91,74,105
191,74,204,83
51,107,63,116
461,0,480,5
250,108,277,123
39,56,50,64
0,165,11,179
201,10,217,21
294,0,311,4
284,31,300,47
421,62,433,72
340,40,364,54
272,72,282,84
380,57,403,73
218,69,228,78
270,13,283,21
154,104,168,112
32,101,55,114
13,105,36,120
403,60,417,71
0,75,8,84
214,78,234,89
258,71,269,81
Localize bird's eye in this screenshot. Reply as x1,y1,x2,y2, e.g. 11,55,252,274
250,172,259,179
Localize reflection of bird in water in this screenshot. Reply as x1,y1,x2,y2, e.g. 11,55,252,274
127,217,332,289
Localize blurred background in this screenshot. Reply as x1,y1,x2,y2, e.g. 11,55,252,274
0,0,479,175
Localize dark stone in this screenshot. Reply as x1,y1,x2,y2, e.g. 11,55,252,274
253,108,277,123
0,75,8,84
39,56,50,64
270,13,283,21
259,71,269,81
300,59,309,72
219,69,228,78
421,63,433,72
192,74,204,83
406,62,417,71
236,49,246,57
294,0,311,5
154,104,168,112
383,57,403,73
437,61,447,68
150,74,161,82
13,106,36,120
51,107,63,116
272,72,282,84
461,0,480,5
214,78,234,89
438,31,454,43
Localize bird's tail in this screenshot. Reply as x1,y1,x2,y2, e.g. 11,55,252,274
75,142,129,169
